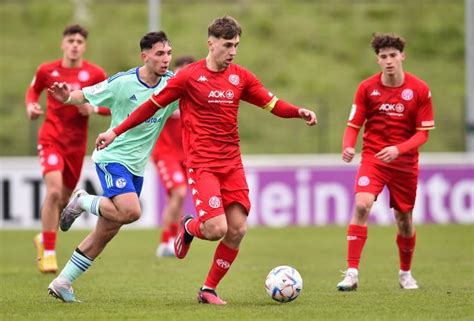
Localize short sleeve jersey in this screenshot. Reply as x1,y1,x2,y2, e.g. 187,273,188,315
149,59,275,168
28,59,107,150
348,72,435,171
83,67,178,176
151,110,185,162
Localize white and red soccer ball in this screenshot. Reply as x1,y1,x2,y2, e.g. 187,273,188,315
265,265,303,303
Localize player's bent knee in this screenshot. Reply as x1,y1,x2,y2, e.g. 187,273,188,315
204,222,227,240
354,201,371,217
119,209,141,224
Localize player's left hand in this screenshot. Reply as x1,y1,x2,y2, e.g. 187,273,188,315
299,108,317,126
76,103,94,116
375,146,400,163
95,129,117,150
48,82,70,103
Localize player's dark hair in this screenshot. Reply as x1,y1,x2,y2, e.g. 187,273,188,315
371,32,406,54
174,55,195,69
63,24,88,39
208,15,242,40
140,31,171,51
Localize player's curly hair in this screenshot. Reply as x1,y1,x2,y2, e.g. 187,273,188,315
371,32,406,54
63,24,88,39
208,15,242,40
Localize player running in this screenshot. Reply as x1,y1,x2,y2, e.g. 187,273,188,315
46,31,177,302
336,33,435,291
26,24,108,274
152,55,195,258
96,16,317,305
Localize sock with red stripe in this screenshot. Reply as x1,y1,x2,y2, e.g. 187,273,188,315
346,224,367,269
204,241,239,289
397,233,416,272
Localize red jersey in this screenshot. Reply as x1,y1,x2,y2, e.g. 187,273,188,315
151,110,185,161
348,72,435,171
150,59,275,168
26,59,107,150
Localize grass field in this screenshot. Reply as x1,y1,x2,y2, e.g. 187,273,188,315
0,225,472,320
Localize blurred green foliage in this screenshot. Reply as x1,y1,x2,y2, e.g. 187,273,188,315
0,0,465,156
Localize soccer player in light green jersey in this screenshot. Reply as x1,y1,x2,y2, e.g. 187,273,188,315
46,31,177,302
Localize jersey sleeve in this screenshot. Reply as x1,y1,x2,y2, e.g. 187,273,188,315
347,82,367,128
151,70,186,107
240,70,275,108
25,65,47,104
415,85,435,130
82,78,116,109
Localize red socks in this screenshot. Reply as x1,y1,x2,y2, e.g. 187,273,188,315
204,241,239,289
160,230,170,243
186,218,205,239
42,231,56,251
169,223,178,238
346,224,367,269
397,233,416,271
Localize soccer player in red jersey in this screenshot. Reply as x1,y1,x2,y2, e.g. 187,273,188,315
25,24,108,273
151,55,195,258
336,33,435,291
96,16,317,304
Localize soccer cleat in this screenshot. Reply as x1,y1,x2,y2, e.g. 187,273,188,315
60,189,88,232
399,272,419,289
336,269,359,291
156,242,175,258
197,288,227,305
174,215,194,259
34,233,58,273
48,276,80,303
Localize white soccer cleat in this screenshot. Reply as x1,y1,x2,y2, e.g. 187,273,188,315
60,189,88,231
337,268,359,291
156,241,175,258
48,276,80,303
399,271,419,290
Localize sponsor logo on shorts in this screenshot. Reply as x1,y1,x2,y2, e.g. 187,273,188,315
347,235,358,241
358,176,370,186
401,88,413,101
116,178,127,188
216,259,231,269
47,154,58,165
199,209,207,216
209,196,221,209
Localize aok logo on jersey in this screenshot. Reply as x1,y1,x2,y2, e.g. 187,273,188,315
208,90,234,99
379,103,405,116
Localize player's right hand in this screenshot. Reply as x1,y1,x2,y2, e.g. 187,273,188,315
95,130,117,150
48,81,70,103
26,103,43,120
342,147,355,163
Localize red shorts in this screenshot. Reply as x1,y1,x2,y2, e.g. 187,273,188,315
355,162,418,213
187,166,250,222
155,159,187,194
38,142,85,190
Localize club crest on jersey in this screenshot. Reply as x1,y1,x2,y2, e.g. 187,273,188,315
115,178,127,189
401,88,413,101
209,196,221,209
78,70,90,82
228,74,240,85
47,154,59,166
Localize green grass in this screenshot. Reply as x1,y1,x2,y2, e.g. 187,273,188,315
0,0,466,155
1,225,473,320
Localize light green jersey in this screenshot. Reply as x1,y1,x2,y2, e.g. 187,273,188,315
83,67,178,176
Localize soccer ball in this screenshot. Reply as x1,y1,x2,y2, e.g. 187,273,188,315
265,265,303,303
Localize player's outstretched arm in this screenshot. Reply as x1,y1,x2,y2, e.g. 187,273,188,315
48,82,87,105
